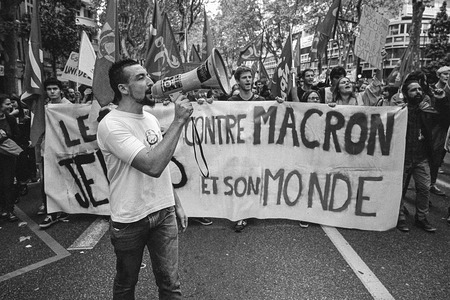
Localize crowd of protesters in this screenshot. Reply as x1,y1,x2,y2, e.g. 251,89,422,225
1,61,450,300
1,64,450,233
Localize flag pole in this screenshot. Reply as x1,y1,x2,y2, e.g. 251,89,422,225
289,26,295,89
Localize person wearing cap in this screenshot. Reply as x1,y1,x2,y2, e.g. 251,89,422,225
396,71,449,233
428,66,450,197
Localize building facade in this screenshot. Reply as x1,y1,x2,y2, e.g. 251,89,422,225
0,0,97,95
264,0,448,83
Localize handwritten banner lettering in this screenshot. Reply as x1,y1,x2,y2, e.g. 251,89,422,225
44,102,407,231
354,6,390,69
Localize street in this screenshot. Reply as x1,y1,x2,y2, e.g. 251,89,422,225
1,157,450,300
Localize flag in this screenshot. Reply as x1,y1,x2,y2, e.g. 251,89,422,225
237,34,263,65
189,44,202,63
144,0,163,59
21,0,45,147
309,17,321,62
251,60,270,87
313,0,341,59
201,8,213,61
92,0,119,107
271,30,293,99
387,45,419,88
251,61,259,82
258,61,270,85
293,31,302,68
78,31,96,81
145,13,184,82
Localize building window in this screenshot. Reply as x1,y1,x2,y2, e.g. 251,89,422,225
389,24,399,35
386,37,392,44
394,36,404,43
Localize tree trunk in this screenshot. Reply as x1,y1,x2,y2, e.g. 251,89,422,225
1,0,21,95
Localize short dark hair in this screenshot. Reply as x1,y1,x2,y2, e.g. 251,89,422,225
109,59,140,102
44,77,62,90
401,71,429,99
234,66,252,82
0,94,10,106
301,68,314,79
329,66,346,80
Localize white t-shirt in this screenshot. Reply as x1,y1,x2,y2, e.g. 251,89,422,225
97,109,174,223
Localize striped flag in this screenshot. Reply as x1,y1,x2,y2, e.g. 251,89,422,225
21,0,45,147
92,0,119,106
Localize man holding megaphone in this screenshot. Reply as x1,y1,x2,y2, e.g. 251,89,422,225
97,59,191,299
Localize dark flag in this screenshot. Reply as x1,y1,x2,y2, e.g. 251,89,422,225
190,44,202,63
237,34,263,65
271,30,293,99
92,0,120,106
21,0,45,146
315,0,341,59
293,31,302,68
145,13,184,81
201,9,213,61
144,0,163,59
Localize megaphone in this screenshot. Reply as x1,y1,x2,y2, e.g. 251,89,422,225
152,48,231,99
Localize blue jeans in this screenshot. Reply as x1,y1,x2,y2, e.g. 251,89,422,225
399,159,430,221
110,206,181,300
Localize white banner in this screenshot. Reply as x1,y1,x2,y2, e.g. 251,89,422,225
45,104,109,215
59,52,93,86
354,6,390,69
44,102,407,231
78,31,96,79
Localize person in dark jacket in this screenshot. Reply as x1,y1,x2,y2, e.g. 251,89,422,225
397,72,448,233
0,94,21,222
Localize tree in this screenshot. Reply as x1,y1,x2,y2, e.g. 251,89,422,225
92,0,205,60
0,0,26,95
39,0,94,76
424,0,450,82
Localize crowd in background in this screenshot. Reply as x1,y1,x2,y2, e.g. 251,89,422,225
0,64,449,233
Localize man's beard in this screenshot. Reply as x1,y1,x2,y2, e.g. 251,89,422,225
408,94,423,105
132,88,155,107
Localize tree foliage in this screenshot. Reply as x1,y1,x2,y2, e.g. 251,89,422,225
0,0,24,94
39,0,95,75
424,0,450,81
210,0,263,68
209,0,403,68
92,0,205,60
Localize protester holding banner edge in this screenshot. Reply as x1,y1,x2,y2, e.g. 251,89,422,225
38,78,72,229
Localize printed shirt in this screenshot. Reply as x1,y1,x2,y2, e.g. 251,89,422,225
97,109,174,223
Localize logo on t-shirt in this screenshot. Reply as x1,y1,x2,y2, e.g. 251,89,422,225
145,129,159,146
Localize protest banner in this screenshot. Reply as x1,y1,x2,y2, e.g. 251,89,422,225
44,102,407,231
59,52,93,86
44,104,109,215
354,6,390,69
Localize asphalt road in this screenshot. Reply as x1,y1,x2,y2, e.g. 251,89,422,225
1,157,450,300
